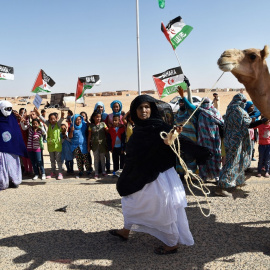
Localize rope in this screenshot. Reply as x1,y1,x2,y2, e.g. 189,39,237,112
182,72,225,128
161,130,211,217
159,72,225,217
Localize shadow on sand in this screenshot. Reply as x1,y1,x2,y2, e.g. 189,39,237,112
0,205,269,270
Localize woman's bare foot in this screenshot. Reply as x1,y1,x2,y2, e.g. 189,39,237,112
109,228,130,241
154,245,179,255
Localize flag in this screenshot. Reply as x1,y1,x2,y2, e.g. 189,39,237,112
76,75,100,100
153,66,187,98
158,0,165,8
31,69,55,93
161,16,193,50
0,64,14,80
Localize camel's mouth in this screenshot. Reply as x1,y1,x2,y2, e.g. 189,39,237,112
218,62,236,72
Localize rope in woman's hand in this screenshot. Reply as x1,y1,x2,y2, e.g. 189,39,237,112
160,130,211,217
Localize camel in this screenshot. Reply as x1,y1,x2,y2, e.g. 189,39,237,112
217,45,270,119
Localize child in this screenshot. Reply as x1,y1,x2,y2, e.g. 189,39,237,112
257,118,270,178
35,108,64,180
66,110,73,130
18,108,33,175
88,111,108,180
69,114,91,177
108,115,126,176
21,119,46,180
60,124,74,174
122,111,134,143
105,100,124,128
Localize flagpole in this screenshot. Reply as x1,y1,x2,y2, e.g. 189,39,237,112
173,50,192,103
136,0,142,95
22,70,40,117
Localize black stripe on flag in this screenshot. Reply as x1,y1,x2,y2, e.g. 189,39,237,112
153,66,183,80
0,64,14,74
41,69,55,87
166,16,182,29
79,75,100,84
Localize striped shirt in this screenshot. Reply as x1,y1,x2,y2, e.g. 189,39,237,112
27,127,43,152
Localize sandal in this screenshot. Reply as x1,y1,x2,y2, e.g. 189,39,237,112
109,229,128,241
154,246,178,255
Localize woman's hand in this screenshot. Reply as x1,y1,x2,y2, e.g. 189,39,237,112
175,125,183,134
177,86,184,98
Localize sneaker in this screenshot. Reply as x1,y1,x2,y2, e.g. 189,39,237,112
57,173,63,180
41,174,46,180
32,175,39,180
256,173,262,178
265,173,270,178
102,173,107,177
94,175,99,180
46,172,56,179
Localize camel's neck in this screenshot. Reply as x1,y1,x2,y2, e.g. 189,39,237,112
242,64,270,97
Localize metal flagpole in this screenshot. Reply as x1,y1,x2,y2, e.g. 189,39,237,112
136,0,142,95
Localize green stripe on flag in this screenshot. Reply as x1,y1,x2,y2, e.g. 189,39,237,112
171,25,193,49
32,87,51,93
161,82,187,98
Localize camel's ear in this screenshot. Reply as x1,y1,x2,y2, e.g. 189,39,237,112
261,45,269,60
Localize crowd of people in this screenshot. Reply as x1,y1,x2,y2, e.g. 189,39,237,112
0,90,269,255
0,91,269,193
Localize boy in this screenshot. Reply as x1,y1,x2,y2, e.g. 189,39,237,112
257,117,270,178
107,115,126,176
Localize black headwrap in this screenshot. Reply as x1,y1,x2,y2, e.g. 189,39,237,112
117,95,212,196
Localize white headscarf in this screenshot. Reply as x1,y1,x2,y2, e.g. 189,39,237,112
0,100,13,117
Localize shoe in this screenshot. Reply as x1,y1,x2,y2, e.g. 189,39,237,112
9,182,19,188
57,173,63,180
215,187,233,197
113,171,116,176
108,230,128,241
33,175,39,180
154,246,178,255
256,173,262,178
46,173,56,179
265,173,270,178
87,170,92,176
94,175,99,180
252,158,257,161
102,173,107,177
41,174,46,180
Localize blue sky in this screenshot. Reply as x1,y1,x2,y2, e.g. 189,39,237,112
1,0,270,96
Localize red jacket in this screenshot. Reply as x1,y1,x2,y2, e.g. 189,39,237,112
108,126,126,151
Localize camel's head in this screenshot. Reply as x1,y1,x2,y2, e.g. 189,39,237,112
217,45,269,84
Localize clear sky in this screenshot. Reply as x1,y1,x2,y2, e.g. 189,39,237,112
1,0,270,97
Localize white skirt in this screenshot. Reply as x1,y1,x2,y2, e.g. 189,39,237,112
121,167,194,247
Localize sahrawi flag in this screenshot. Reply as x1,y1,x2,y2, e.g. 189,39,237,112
0,64,14,80
161,16,193,50
153,66,187,98
31,69,55,93
76,75,100,100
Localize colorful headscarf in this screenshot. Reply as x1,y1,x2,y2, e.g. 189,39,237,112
94,101,108,121
110,100,122,116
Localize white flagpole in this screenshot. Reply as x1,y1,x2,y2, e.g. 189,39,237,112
136,0,142,95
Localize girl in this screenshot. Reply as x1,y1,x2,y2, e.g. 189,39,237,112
94,102,108,121
61,124,74,174
35,108,64,180
69,114,91,177
21,118,46,180
88,111,108,180
18,108,33,176
105,100,124,128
